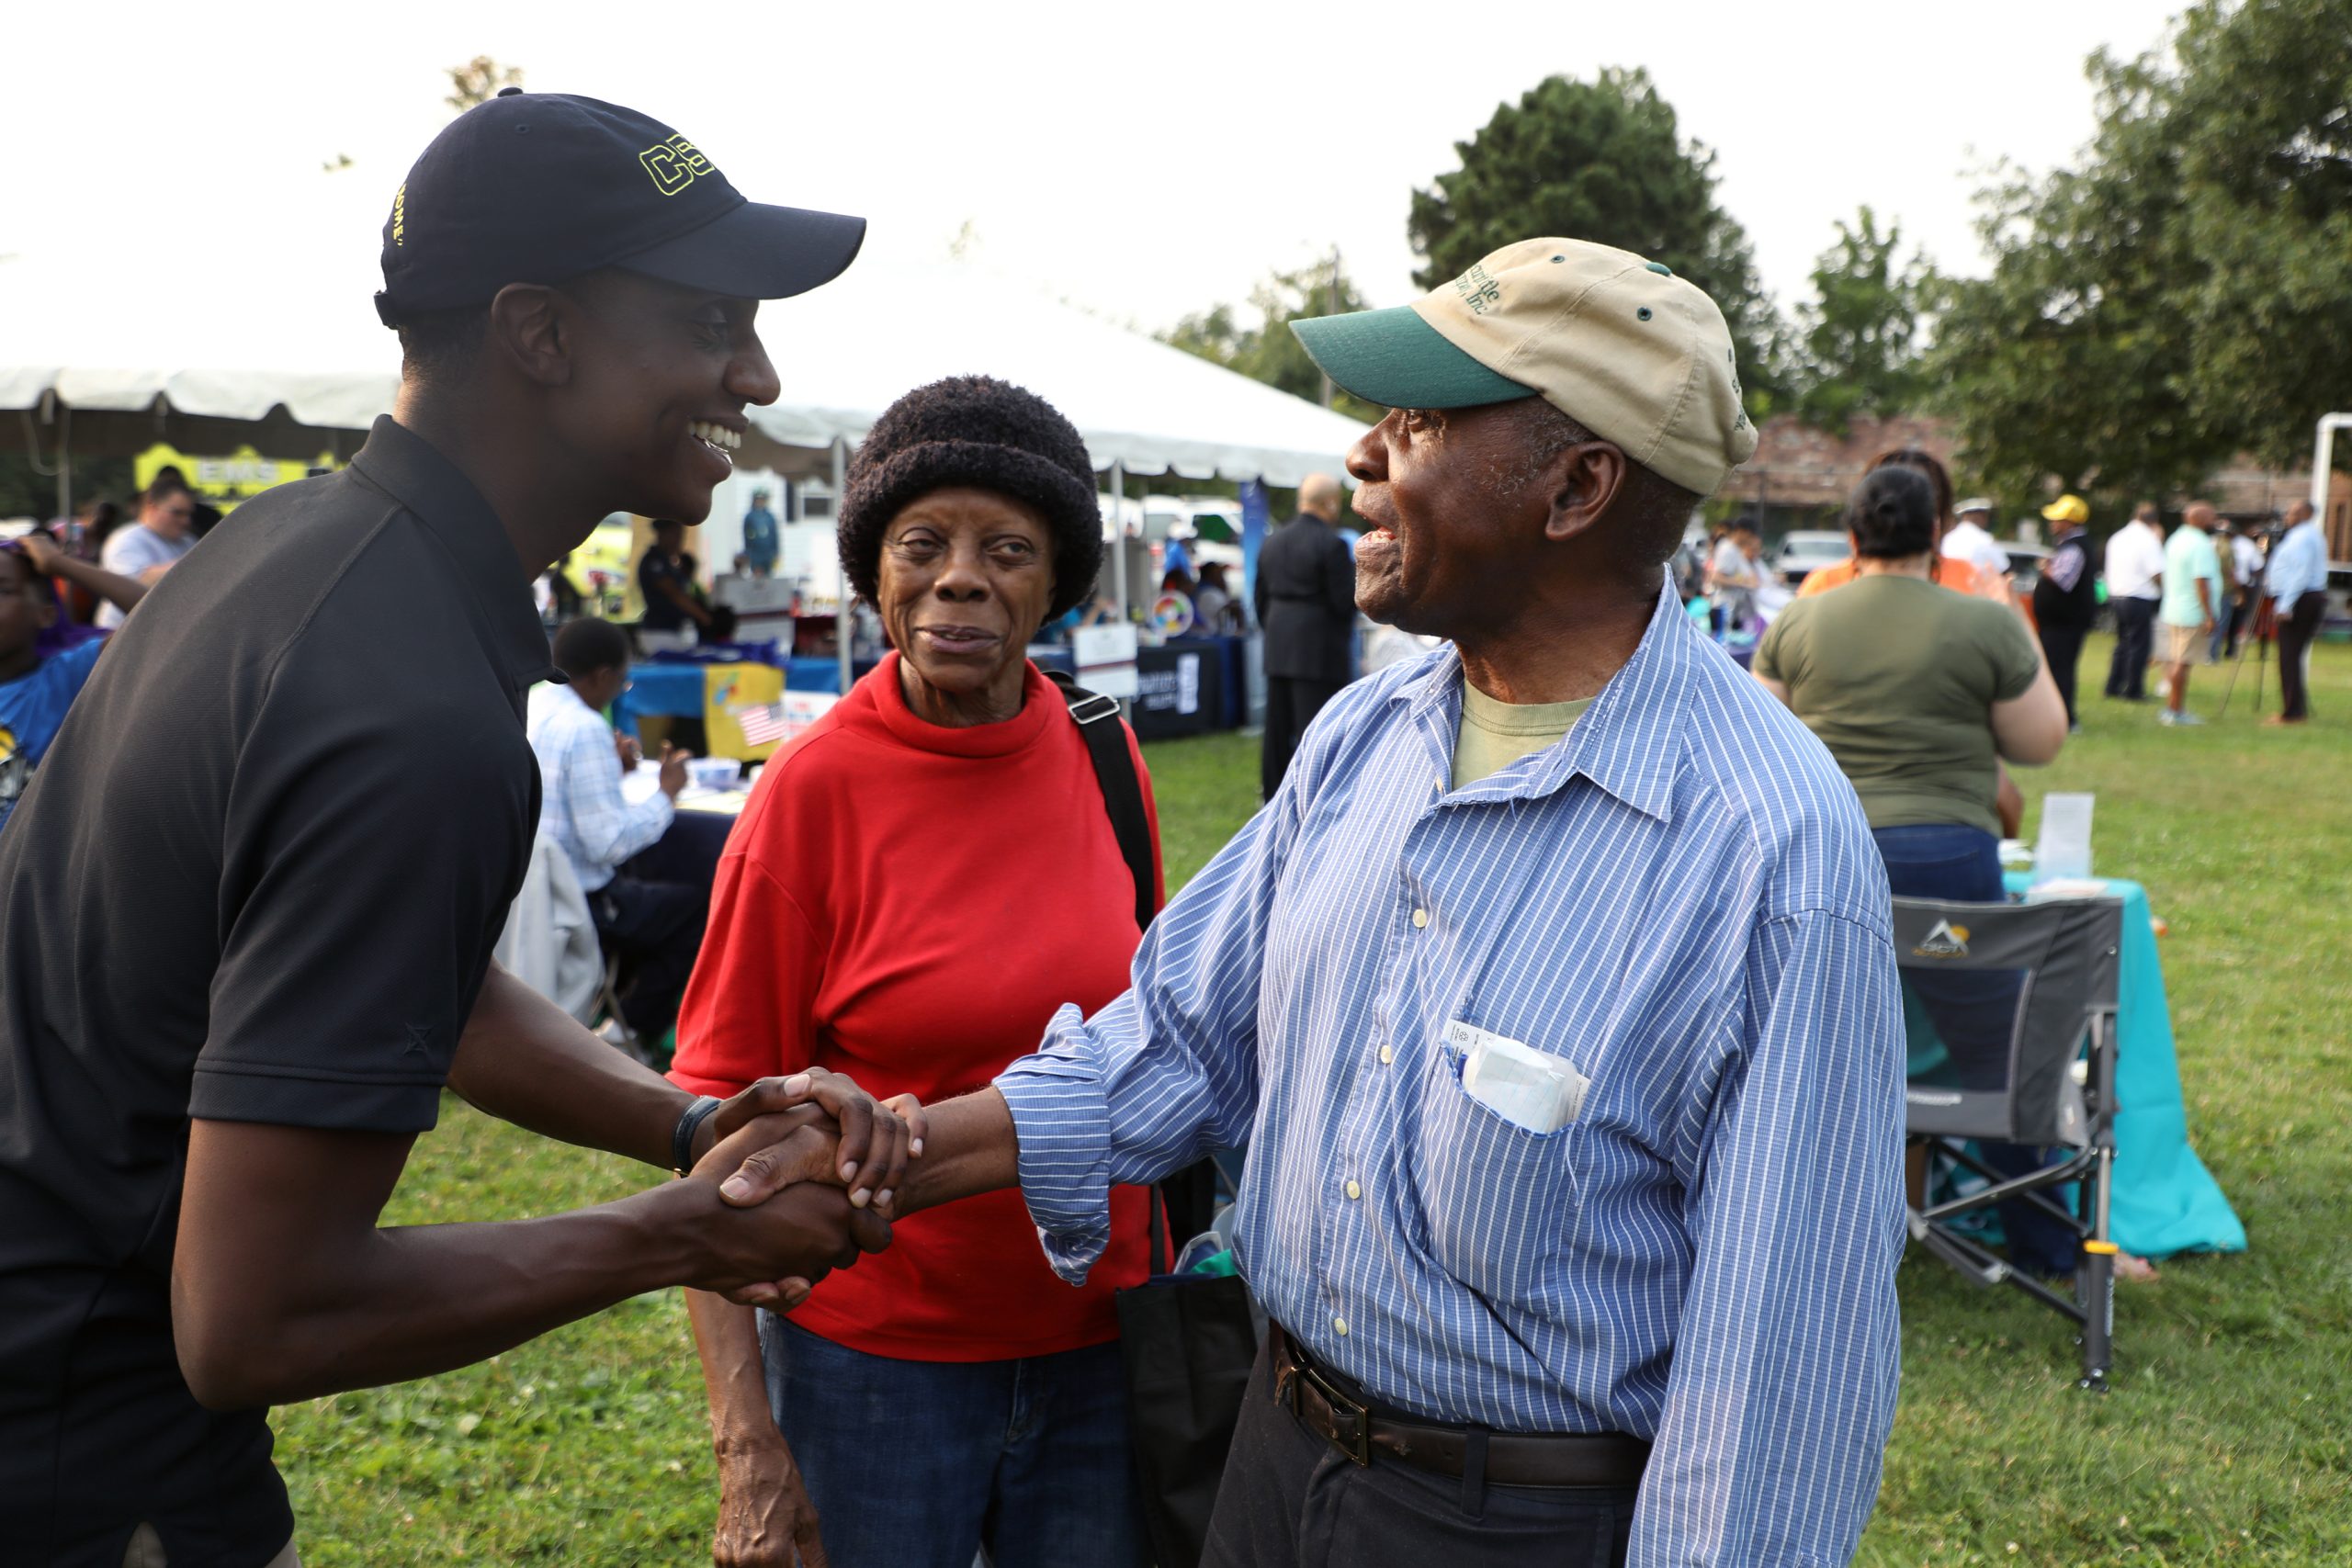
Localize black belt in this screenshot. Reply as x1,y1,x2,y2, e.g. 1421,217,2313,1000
1269,1324,1649,1489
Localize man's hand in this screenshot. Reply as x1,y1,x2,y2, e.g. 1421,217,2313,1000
615,731,644,772
679,1119,889,1307
716,1069,928,1213
696,1073,916,1214
714,1441,830,1568
660,742,695,798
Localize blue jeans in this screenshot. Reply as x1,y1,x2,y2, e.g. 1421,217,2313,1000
759,1314,1149,1568
1875,825,2078,1278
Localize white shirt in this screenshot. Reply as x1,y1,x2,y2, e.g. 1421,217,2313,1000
96,525,195,628
1940,518,2010,580
2104,520,2165,601
2231,535,2263,589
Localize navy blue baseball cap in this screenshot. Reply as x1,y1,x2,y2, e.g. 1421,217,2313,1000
375,89,865,327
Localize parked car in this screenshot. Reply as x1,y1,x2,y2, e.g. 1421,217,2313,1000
1999,542,2050,595
1774,530,1849,587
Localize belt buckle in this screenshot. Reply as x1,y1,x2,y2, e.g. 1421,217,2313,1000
1301,1362,1373,1467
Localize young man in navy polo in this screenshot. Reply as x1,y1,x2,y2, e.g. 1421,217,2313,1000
0,94,911,1567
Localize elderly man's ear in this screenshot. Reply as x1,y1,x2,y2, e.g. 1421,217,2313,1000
1543,442,1631,545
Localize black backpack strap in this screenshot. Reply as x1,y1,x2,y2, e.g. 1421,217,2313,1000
1046,669,1156,933
1047,668,1226,1270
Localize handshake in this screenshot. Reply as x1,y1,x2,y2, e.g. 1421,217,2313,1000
670,1067,929,1310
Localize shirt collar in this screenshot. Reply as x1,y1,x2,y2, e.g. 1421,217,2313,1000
348,415,559,690
1389,581,1692,822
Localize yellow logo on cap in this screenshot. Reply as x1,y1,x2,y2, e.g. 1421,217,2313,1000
391,183,406,247
640,134,716,197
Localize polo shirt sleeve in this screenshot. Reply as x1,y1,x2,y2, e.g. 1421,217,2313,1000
189,648,533,1134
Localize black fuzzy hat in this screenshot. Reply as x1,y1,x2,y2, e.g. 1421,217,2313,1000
837,375,1102,619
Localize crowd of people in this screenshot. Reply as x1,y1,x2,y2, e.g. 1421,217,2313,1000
0,85,2336,1568
1684,478,2325,739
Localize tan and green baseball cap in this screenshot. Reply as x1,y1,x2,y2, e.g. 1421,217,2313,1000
1291,237,1758,498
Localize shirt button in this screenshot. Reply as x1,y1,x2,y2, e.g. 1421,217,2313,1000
1411,908,1429,929
1377,1043,1395,1066
1344,1179,1362,1201
1333,1314,1350,1337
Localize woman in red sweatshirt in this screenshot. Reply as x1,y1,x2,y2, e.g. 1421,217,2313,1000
672,376,1160,1568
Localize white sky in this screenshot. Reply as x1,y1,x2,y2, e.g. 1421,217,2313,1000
6,0,2186,351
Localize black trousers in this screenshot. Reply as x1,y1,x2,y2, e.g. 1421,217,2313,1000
590,874,707,1043
2106,598,2156,697
2039,620,2087,727
1202,1345,1636,1568
1261,677,1344,802
2278,592,2324,720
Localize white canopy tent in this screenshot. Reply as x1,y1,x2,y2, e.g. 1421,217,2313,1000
1,250,1370,512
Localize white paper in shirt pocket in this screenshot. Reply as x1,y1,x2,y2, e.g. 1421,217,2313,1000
1447,1021,1589,1134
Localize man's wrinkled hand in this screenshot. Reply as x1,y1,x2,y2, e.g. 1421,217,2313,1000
713,1068,922,1215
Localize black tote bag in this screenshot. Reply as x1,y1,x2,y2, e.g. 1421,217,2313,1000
1115,1206,1258,1568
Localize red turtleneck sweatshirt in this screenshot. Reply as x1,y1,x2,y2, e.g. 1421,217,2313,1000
671,655,1159,1359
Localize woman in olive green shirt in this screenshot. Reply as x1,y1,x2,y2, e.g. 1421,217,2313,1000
1752,465,2065,853
1753,464,2075,1278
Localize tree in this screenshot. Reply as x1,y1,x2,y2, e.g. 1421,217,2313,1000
445,56,524,115
1792,207,1932,434
1407,70,1786,411
1161,256,1385,423
1930,0,2352,511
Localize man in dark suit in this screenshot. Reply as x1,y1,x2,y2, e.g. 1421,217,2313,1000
1253,472,1357,799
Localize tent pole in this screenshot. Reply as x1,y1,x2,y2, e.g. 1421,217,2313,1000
1110,459,1126,622
832,436,852,697
55,409,73,526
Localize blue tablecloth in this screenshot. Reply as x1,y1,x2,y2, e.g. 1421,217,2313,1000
623,658,876,726
623,662,708,719
2002,874,2246,1258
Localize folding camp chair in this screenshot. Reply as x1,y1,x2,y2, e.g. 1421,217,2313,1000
1894,893,2125,1390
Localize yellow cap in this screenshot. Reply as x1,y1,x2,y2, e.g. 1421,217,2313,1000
2042,494,2091,525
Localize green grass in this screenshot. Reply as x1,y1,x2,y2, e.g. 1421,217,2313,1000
276,637,2352,1564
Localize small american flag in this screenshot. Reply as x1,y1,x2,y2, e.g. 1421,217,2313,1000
732,702,787,747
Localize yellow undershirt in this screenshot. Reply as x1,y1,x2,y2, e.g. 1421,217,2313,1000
1453,682,1593,790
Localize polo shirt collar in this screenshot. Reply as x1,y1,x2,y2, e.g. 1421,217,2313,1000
349,416,558,689
1390,581,1692,822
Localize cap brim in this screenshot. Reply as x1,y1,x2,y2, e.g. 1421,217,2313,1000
616,199,866,301
1291,305,1532,411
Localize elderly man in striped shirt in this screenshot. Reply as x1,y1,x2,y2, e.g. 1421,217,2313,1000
774,240,1906,1567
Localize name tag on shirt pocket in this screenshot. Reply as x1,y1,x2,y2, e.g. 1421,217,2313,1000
1413,1036,1588,1303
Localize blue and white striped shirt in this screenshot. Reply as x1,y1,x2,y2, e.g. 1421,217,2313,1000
998,585,1905,1566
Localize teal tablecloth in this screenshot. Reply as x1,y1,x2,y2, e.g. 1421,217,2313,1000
1999,874,2246,1258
